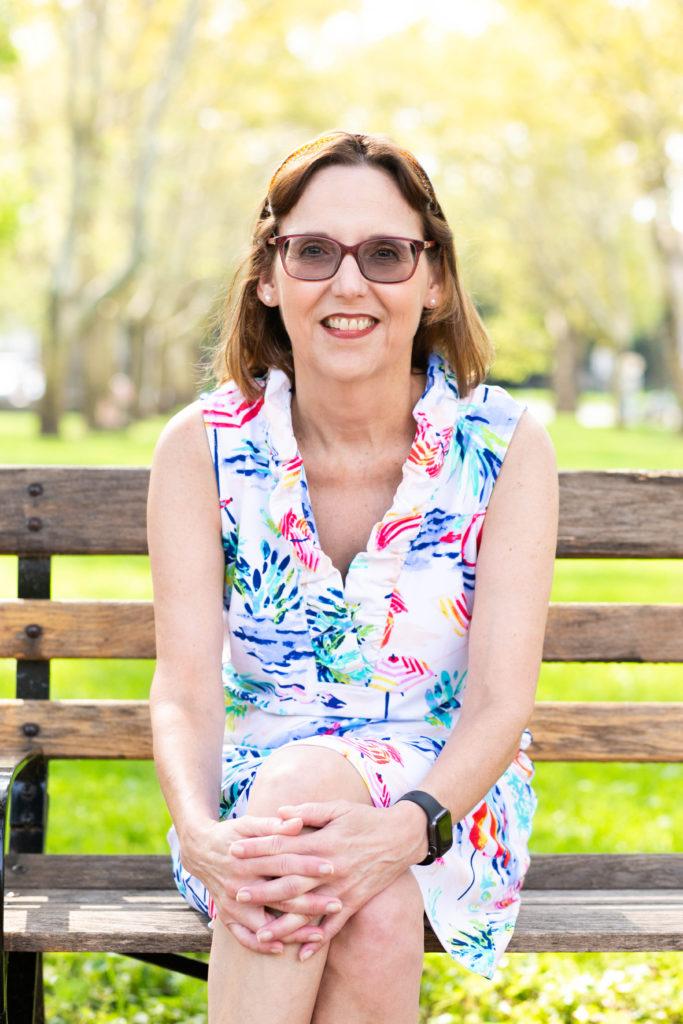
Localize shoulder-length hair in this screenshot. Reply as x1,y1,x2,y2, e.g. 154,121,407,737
203,130,494,401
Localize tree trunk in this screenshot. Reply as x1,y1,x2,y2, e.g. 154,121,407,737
652,209,683,433
39,290,68,436
547,307,579,413
126,317,147,421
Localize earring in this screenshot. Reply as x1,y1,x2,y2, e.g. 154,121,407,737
430,298,436,306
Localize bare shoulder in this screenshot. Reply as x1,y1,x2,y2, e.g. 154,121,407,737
147,399,225,684
150,399,217,496
153,399,211,464
506,406,557,470
486,405,559,542
492,406,558,497
147,398,221,552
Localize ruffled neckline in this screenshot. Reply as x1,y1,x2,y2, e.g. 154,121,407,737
262,351,461,674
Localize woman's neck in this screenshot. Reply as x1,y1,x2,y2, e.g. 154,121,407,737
290,363,425,460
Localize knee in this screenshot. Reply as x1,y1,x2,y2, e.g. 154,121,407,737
332,873,425,966
246,744,369,815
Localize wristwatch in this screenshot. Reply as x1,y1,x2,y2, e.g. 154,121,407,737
397,789,453,866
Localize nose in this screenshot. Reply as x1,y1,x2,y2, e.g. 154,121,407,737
330,252,369,295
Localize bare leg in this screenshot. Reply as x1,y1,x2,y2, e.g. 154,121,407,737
311,868,425,1024
208,824,328,1024
207,745,374,1024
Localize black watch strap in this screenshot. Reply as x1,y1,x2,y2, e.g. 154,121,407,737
397,789,453,866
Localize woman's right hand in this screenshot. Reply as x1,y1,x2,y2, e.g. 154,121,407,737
179,815,341,954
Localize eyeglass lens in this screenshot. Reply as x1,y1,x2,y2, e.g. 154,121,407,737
282,236,417,282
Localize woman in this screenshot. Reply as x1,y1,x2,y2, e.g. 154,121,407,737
147,130,559,1024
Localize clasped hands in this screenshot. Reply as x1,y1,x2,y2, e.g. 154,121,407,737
193,799,420,963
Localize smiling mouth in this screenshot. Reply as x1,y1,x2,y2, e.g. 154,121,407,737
321,315,379,331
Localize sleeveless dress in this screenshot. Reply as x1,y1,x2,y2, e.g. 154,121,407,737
166,350,538,981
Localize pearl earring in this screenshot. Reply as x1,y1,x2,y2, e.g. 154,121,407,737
430,298,436,306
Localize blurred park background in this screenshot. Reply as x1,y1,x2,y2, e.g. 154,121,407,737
1,0,682,1021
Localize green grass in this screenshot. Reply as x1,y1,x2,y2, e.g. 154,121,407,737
0,409,167,465
1,404,682,1022
537,408,683,471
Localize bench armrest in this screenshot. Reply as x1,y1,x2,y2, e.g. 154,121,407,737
0,749,44,953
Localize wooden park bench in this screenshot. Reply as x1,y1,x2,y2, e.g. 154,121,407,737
0,464,682,1022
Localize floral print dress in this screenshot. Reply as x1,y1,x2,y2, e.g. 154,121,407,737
166,349,538,980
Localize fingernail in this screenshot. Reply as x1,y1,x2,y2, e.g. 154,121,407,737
318,863,334,875
236,890,251,902
281,817,302,826
300,949,314,962
258,929,273,942
326,900,342,913
230,843,244,855
271,945,283,954
309,932,323,942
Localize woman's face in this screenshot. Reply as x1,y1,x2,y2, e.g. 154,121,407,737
257,164,443,386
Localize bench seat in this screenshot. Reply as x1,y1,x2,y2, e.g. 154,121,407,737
4,853,683,955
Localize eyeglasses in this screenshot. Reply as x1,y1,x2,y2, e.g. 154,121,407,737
267,234,437,284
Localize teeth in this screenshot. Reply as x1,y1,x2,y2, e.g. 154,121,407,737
323,316,376,331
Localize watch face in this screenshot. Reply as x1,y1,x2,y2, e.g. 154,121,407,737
434,808,453,850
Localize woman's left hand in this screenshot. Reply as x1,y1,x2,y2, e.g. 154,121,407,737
228,798,427,960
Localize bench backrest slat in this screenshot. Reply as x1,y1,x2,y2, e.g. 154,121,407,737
1,599,682,661
1,699,681,761
1,467,682,556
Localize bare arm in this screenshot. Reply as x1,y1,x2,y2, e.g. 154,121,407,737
147,401,337,952
400,407,559,851
147,399,227,855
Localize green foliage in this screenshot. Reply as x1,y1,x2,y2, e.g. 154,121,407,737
0,9,17,69
420,952,683,1023
5,0,683,411
43,954,208,1024
0,192,20,246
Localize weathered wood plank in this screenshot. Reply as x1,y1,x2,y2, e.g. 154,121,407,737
2,700,683,761
0,700,675,761
558,470,683,557
1,467,681,556
541,602,683,662
0,467,150,555
527,702,683,761
3,890,213,952
525,853,683,890
0,600,155,659
2,600,682,662
6,853,682,892
3,885,681,954
0,701,153,759
499,891,683,954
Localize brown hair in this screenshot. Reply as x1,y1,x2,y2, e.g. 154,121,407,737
202,130,494,401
